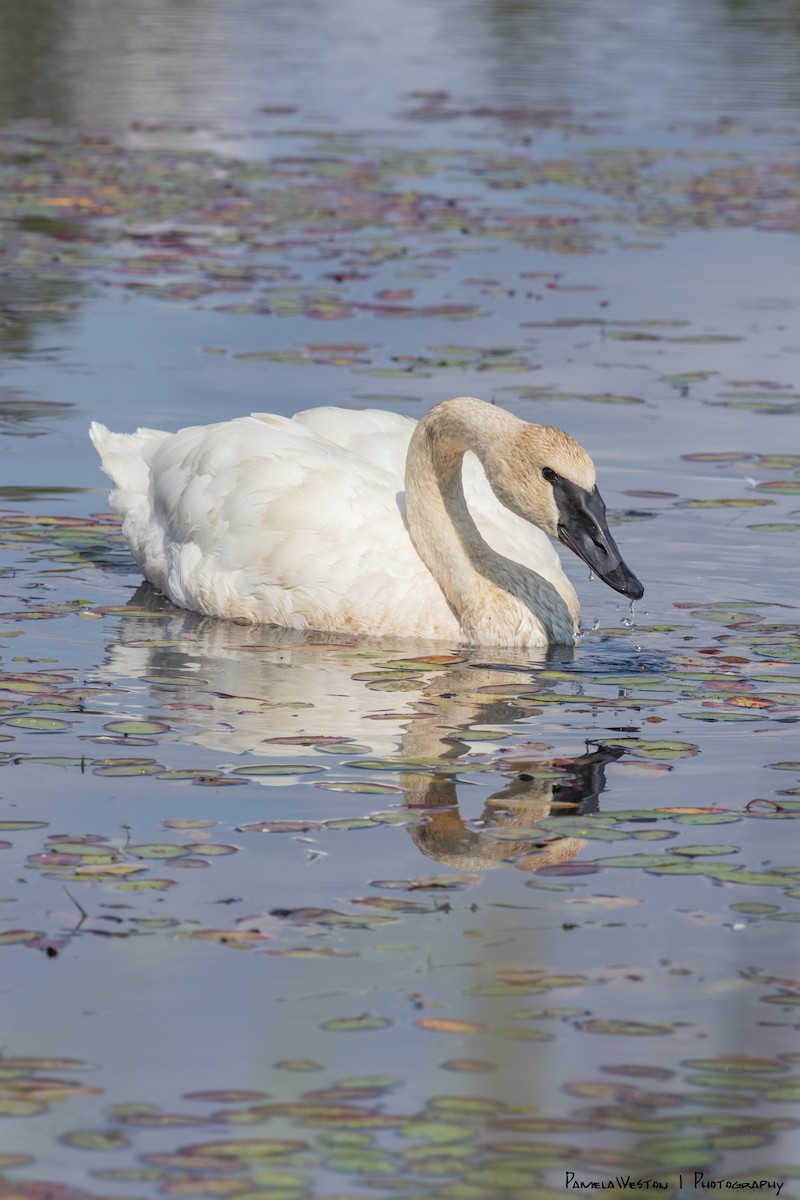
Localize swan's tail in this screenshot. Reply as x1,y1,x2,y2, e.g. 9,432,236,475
89,422,169,500
90,423,173,583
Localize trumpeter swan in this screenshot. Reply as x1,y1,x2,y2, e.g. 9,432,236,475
90,396,643,648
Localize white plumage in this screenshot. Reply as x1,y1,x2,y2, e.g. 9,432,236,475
90,396,638,648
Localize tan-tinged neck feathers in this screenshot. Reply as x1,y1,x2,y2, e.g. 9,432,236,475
404,397,579,646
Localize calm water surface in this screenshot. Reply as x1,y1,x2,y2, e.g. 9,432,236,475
1,2,800,1195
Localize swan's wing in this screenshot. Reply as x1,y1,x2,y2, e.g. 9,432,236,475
292,408,568,579
290,406,415,475
291,407,571,597
95,414,457,637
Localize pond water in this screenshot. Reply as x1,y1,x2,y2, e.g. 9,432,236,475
1,1,800,1196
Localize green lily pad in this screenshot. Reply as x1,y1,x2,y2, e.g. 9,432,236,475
103,720,171,736
602,738,699,759
128,844,189,859
676,498,774,508
669,844,739,857
322,818,378,831
163,819,218,829
0,1098,47,1115
577,1019,676,1035
115,879,175,892
749,523,800,533
316,781,404,794
183,843,238,855
60,1130,130,1150
4,716,72,731
274,1061,324,1072
92,763,165,776
756,481,800,494
671,812,741,825
678,709,766,721
321,1014,392,1032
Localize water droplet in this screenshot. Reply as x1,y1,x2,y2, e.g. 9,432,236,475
592,617,600,631
588,568,595,582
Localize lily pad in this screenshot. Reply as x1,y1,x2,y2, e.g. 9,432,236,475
102,720,171,736
128,844,189,859
321,1014,392,1032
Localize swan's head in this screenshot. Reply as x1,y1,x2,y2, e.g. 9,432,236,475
491,423,644,601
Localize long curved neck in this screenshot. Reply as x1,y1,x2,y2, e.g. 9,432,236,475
404,397,565,645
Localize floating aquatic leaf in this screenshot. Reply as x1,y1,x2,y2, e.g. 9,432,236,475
682,452,752,463
115,878,175,891
163,819,218,829
60,1129,130,1150
128,844,189,859
316,781,404,796
676,498,774,508
239,820,323,834
73,863,148,876
756,481,800,494
4,716,72,731
272,906,398,929
41,841,117,857
601,739,699,759
274,1061,323,1073
232,764,322,776
322,818,378,831
685,1055,788,1075
679,708,767,721
0,930,45,944
440,1059,497,1072
370,875,480,890
321,1014,392,1032
669,844,739,857
415,1018,484,1034
102,719,170,736
577,1019,676,1035
92,763,164,777
670,812,741,825
181,929,268,944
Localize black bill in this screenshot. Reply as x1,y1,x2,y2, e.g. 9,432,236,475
554,479,644,600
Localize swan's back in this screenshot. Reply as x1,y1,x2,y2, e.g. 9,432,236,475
91,406,574,640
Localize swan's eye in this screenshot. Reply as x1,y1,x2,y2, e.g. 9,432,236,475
542,467,558,484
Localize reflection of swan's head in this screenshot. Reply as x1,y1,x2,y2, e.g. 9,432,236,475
405,745,623,874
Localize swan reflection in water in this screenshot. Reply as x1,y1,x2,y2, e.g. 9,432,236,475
101,591,622,873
